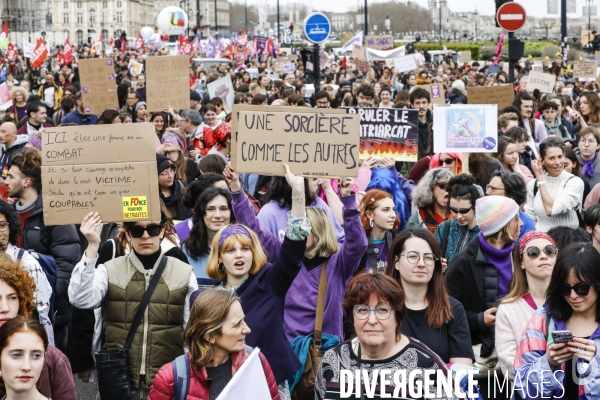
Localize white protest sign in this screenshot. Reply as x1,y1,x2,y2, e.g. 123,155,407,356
216,349,271,400
22,40,35,58
393,54,418,74
433,104,498,153
283,62,296,74
207,75,235,115
527,71,557,94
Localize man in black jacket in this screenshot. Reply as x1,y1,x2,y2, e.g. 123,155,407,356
4,148,80,352
410,87,433,159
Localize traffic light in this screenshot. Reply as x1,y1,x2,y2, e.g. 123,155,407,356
508,37,524,60
495,0,510,28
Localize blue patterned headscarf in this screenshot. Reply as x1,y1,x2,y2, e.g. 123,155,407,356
366,168,410,229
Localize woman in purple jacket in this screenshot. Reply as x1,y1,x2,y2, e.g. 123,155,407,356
224,163,368,342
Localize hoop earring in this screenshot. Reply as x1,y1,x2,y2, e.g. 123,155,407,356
369,219,374,228
218,262,224,272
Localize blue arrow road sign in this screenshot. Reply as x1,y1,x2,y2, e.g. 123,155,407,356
303,12,331,44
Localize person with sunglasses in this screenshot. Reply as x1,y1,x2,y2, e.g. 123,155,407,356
385,228,473,365
315,272,458,400
69,209,198,398
406,168,454,233
434,174,482,266
446,195,523,398
514,243,600,400
156,153,191,222
495,231,557,383
429,152,463,176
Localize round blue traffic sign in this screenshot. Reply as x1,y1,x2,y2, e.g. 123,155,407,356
303,12,331,44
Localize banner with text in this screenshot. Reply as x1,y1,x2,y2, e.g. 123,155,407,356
79,58,119,115
146,55,190,112
234,108,360,177
365,35,394,50
527,71,557,94
41,123,161,225
346,107,418,161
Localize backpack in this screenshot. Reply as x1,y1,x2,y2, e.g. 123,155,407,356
172,345,255,400
17,248,57,322
532,176,584,228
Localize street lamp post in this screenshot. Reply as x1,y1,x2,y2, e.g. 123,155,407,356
364,0,368,35
438,0,444,43
214,0,218,34
277,0,280,43
245,0,248,33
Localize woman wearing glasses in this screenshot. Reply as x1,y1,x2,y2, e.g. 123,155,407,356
514,243,600,400
406,168,454,233
69,208,198,398
495,231,557,382
446,195,523,398
315,272,458,399
525,138,584,232
385,228,473,365
575,126,600,189
434,174,481,265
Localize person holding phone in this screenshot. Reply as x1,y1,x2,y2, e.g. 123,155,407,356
514,243,600,399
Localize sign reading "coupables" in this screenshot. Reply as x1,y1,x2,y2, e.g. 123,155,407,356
235,109,360,177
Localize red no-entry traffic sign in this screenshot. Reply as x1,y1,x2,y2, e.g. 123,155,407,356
496,2,527,32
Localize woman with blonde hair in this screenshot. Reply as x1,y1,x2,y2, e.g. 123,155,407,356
495,231,556,381
148,289,279,400
8,87,28,122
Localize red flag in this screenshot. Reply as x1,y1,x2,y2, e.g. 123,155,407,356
0,21,8,48
178,35,191,55
56,47,64,66
63,38,73,65
135,34,144,50
341,55,347,67
30,38,48,69
121,36,126,53
6,43,15,60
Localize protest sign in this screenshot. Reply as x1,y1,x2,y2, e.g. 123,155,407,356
393,54,418,74
417,84,446,104
216,349,271,400
79,58,119,115
234,108,360,177
283,62,296,74
41,123,161,225
207,75,235,115
467,84,515,110
352,44,366,60
146,55,190,112
433,104,498,153
346,107,418,162
458,51,471,63
596,51,600,57
0,83,12,110
22,40,34,58
365,35,394,50
573,60,598,78
532,65,543,72
128,60,144,76
272,57,288,74
527,71,556,94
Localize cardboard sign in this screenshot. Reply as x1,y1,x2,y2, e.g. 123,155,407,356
393,54,418,74
467,85,515,110
352,44,366,60
595,51,600,57
272,57,288,75
433,104,498,153
459,51,472,63
365,35,394,51
79,58,119,115
573,60,598,78
146,55,190,112
416,84,446,104
527,71,556,94
128,60,144,76
207,75,235,115
235,110,360,177
346,107,419,162
41,123,161,225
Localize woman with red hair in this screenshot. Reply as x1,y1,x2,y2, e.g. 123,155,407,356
357,189,400,274
429,152,463,176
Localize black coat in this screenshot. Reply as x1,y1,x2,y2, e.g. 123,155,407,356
445,239,498,357
21,196,80,329
160,180,192,221
417,110,433,159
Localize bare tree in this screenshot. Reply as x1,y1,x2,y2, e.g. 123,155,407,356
535,18,558,39
229,1,259,33
353,1,433,35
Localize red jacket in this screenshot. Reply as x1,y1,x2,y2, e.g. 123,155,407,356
148,349,280,400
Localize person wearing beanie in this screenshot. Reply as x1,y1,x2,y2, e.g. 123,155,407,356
524,138,584,232
445,195,523,398
132,101,147,123
378,86,393,108
156,153,191,221
495,231,557,382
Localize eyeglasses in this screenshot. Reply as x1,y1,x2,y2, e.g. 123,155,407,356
0,222,9,232
436,182,448,190
486,184,505,192
449,206,473,215
524,245,558,259
579,139,598,145
159,165,176,177
439,158,455,165
400,251,438,266
128,224,163,238
353,304,392,320
559,282,595,297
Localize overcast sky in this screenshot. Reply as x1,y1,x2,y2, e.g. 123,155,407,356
255,0,590,17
